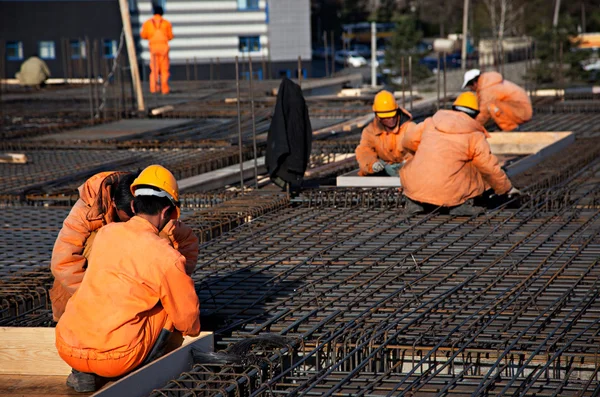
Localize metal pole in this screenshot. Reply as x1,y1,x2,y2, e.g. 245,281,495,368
371,22,376,88
210,58,213,81
437,53,441,110
86,37,94,124
118,0,145,111
409,55,413,111
194,57,198,80
61,38,67,79
297,56,302,86
235,56,244,193
249,55,258,189
401,57,405,107
323,31,329,77
559,40,564,98
330,30,335,77
443,52,447,108
186,58,190,81
93,40,101,115
461,0,469,72
216,57,221,80
553,0,561,29
262,54,267,80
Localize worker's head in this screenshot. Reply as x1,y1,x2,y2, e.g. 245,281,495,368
462,69,481,91
153,4,164,15
373,90,400,130
130,165,180,229
452,92,480,119
112,173,138,222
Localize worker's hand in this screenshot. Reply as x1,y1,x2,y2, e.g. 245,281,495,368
507,187,521,198
384,162,403,176
372,160,385,173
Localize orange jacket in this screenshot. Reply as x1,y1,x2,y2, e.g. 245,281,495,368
50,172,198,321
475,72,532,131
355,109,414,175
56,216,200,361
141,15,174,55
401,110,512,206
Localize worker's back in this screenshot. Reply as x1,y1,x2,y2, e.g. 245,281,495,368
401,110,511,206
141,15,173,55
16,56,50,86
476,72,532,130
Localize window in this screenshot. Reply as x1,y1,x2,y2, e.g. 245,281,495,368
39,41,56,60
6,41,24,61
239,36,260,53
70,40,87,59
238,0,259,10
103,40,118,59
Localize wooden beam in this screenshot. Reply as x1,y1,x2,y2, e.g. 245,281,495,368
117,0,145,112
0,153,28,164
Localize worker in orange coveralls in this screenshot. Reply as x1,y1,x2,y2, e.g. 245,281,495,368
355,90,415,176
462,69,532,131
401,92,520,215
141,5,174,94
50,170,198,322
56,165,200,393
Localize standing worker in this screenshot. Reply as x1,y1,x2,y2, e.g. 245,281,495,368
356,90,415,176
141,5,174,94
462,69,532,131
401,92,520,215
50,170,198,322
15,54,51,88
56,165,200,393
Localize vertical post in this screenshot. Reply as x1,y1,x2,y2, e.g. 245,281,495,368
262,54,267,80
559,40,564,97
323,31,329,77
267,42,272,79
210,58,214,81
61,38,68,79
118,0,145,112
371,22,376,88
436,52,441,110
553,0,561,29
330,30,335,77
443,52,447,108
86,37,94,125
216,57,221,80
581,2,586,33
249,55,258,189
235,56,244,193
297,56,302,87
194,57,198,80
186,59,190,81
401,57,405,107
409,55,413,111
93,40,101,115
461,0,469,72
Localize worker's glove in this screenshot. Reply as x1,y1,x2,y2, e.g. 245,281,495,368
384,162,403,176
372,160,385,173
507,187,522,198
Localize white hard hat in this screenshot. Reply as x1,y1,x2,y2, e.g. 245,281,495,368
462,69,481,89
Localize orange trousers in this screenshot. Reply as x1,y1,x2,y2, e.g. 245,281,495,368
57,306,170,378
150,53,170,94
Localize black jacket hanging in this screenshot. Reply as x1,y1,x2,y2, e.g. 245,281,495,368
266,77,312,189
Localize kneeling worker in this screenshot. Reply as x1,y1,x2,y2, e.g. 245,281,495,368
462,68,532,131
56,165,200,392
356,90,415,176
401,92,520,215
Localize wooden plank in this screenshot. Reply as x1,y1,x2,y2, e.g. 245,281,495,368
0,153,28,164
92,332,213,397
0,375,90,397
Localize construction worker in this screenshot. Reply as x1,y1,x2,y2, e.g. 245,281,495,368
141,5,174,94
462,69,532,131
50,171,198,322
56,165,200,392
401,92,520,215
15,54,51,88
356,90,415,176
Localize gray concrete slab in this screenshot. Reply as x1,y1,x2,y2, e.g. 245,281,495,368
32,119,194,141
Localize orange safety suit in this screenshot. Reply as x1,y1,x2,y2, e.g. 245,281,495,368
56,216,200,378
141,14,174,94
475,71,532,131
50,172,198,322
355,108,414,176
401,109,512,207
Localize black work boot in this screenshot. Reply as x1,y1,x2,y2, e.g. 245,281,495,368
66,369,97,393
448,200,485,216
404,197,424,214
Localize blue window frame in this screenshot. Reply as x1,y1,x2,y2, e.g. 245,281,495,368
239,36,261,53
70,40,87,60
6,41,24,61
39,41,56,60
103,40,118,59
240,68,263,81
238,0,259,10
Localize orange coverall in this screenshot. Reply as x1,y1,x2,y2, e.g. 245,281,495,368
56,216,200,378
475,72,532,131
141,14,174,94
50,172,198,322
355,108,415,176
400,109,512,207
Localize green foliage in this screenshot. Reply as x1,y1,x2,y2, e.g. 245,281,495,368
340,0,369,24
370,0,397,23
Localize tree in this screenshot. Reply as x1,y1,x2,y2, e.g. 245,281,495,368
384,13,431,83
371,0,398,23
482,0,526,66
340,0,370,24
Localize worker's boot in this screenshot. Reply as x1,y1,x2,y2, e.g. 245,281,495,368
66,369,97,393
404,197,424,214
449,200,485,216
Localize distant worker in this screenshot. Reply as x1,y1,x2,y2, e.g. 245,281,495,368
356,90,415,176
401,92,520,215
56,165,200,393
462,69,532,131
141,5,174,94
50,170,198,322
15,55,51,88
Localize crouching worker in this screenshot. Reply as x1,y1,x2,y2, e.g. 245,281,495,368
400,92,520,215
56,165,200,393
356,90,415,176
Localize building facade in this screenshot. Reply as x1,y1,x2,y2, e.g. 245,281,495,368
1,0,311,81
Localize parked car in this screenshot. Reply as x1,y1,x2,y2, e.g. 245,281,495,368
420,52,461,71
334,51,368,67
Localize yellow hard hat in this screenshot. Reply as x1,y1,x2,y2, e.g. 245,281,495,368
373,90,399,118
130,165,181,219
453,92,479,111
